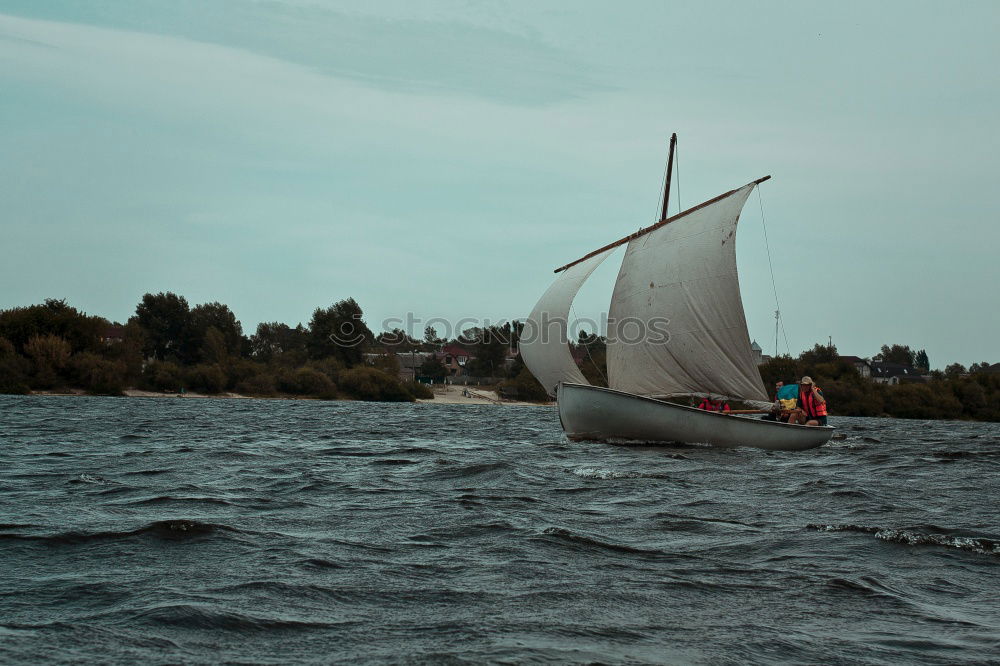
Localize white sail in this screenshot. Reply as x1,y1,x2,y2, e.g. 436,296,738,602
606,183,768,402
520,249,613,396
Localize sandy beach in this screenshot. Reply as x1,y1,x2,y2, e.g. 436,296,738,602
29,386,552,406
416,384,552,407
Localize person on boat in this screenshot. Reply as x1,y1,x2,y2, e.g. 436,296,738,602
698,396,731,413
773,382,800,423
794,376,828,426
761,381,785,421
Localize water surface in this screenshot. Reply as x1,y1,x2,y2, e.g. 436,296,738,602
1,396,998,663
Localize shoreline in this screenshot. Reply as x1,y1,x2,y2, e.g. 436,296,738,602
27,385,553,407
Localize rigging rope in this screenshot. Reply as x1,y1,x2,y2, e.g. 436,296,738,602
653,157,669,224
755,185,791,356
674,142,680,213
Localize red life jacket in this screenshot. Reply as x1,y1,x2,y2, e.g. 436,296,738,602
698,398,730,413
799,386,828,418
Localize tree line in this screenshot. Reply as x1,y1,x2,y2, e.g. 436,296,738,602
0,295,428,401
5,296,992,418
757,343,999,421
0,294,554,402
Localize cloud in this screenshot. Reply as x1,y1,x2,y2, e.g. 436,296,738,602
0,0,607,104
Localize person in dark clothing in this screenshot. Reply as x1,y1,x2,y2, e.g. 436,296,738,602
761,380,785,421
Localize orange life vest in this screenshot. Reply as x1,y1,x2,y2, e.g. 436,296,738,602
799,386,828,418
698,398,730,413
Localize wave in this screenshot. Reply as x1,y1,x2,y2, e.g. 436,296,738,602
653,511,761,529
296,557,344,570
130,603,341,633
808,523,1000,556
538,527,666,557
424,461,511,480
71,473,111,485
317,446,439,458
929,449,1000,460
569,467,672,480
118,495,235,507
0,520,245,546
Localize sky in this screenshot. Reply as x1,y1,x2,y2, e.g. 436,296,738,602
1,0,998,369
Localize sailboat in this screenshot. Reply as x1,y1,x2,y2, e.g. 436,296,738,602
520,135,833,451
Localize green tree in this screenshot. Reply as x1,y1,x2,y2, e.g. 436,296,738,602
186,302,243,363
339,367,414,402
134,292,191,361
376,328,420,352
419,355,448,382
199,327,230,366
423,325,444,349
500,367,549,402
757,354,802,391
250,322,308,363
24,334,72,388
0,337,30,394
880,344,916,366
0,299,106,354
800,342,838,365
69,352,126,395
914,349,929,372
575,330,608,387
308,298,373,366
462,324,508,377
944,363,966,379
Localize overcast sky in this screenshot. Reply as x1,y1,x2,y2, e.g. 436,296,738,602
2,1,997,368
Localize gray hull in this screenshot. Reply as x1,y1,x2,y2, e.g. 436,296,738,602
558,383,833,451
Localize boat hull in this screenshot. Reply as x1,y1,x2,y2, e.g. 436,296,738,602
557,383,833,451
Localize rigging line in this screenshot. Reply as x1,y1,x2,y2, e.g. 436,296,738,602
674,142,680,214
570,303,608,386
755,185,791,356
653,156,669,225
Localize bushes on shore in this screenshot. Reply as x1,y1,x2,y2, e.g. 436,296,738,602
0,296,438,402
6,295,992,420
758,345,1000,421
339,367,414,402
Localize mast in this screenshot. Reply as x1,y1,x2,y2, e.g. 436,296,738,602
660,133,677,222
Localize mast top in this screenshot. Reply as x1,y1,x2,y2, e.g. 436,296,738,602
660,133,677,223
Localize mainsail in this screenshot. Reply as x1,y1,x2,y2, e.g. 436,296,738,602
606,183,768,401
522,172,770,403
519,248,613,396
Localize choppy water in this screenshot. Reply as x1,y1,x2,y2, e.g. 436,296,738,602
1,395,999,664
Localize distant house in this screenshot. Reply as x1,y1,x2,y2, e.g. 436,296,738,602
750,340,763,365
838,355,872,378
102,325,124,345
440,344,473,377
395,351,434,382
870,361,926,385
